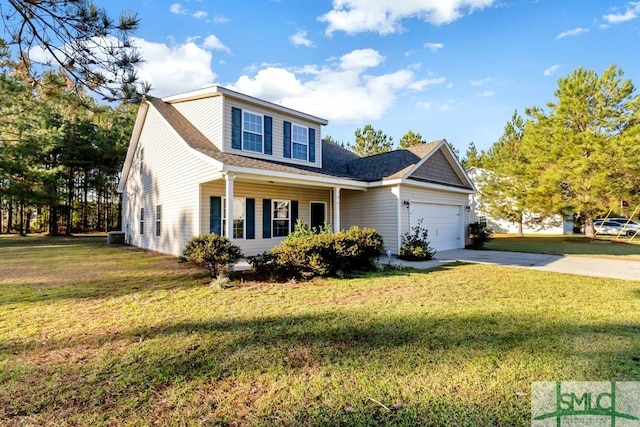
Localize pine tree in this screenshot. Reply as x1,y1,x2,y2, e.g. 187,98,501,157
398,130,425,148
349,124,392,157
1,0,149,101
523,65,640,237
480,111,530,236
461,142,484,168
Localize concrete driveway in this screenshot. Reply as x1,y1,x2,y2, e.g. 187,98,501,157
434,249,640,281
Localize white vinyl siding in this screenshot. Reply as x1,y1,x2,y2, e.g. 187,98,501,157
341,187,399,252
121,105,222,256
223,99,321,167
171,96,224,151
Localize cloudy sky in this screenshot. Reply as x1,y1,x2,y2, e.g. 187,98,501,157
104,0,640,153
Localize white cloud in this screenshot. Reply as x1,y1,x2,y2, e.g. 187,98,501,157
556,27,589,39
417,101,431,110
229,49,437,123
409,77,447,90
543,64,561,76
209,16,230,24
290,30,314,47
470,77,491,86
319,0,497,35
170,3,185,14
424,42,444,52
202,35,230,53
603,3,640,24
439,101,453,110
170,3,207,19
478,90,494,97
133,38,216,97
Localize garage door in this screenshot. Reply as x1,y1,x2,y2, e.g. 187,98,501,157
409,203,463,252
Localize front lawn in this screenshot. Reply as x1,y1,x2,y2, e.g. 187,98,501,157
485,235,640,261
1,236,639,426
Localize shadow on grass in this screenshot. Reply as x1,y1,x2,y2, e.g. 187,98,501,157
2,309,639,424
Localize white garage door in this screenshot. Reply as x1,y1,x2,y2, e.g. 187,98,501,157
409,203,463,252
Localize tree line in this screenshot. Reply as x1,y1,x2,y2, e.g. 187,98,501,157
478,65,640,237
0,1,145,235
0,42,137,235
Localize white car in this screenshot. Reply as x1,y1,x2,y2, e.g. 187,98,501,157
594,219,640,236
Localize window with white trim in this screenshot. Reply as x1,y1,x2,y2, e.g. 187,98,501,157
140,207,144,235
291,124,308,161
222,197,246,239
155,205,162,236
243,111,263,153
272,200,290,237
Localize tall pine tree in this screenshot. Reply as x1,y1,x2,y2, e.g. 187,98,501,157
523,65,640,237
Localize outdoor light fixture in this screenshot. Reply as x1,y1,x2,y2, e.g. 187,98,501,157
403,200,410,207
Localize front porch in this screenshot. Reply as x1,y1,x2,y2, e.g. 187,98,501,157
199,171,366,256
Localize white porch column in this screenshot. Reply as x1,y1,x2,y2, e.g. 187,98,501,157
224,172,236,240
333,186,341,232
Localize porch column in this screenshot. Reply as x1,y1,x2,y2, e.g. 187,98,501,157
333,186,341,232
224,172,235,241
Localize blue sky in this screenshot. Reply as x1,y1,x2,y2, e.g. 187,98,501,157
103,0,640,153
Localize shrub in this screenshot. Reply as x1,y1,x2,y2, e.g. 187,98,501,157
183,234,243,277
248,221,384,280
468,221,492,249
399,219,435,261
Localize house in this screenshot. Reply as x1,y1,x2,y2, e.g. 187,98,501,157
467,167,573,235
117,86,475,257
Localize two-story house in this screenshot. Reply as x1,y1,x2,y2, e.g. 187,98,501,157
118,86,475,257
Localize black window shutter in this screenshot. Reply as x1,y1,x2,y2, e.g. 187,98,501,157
290,200,299,232
210,196,222,234
283,121,291,158
264,116,272,155
308,128,315,163
246,198,255,239
262,199,271,238
231,107,242,149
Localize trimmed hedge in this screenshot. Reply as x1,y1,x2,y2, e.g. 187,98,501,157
249,222,384,280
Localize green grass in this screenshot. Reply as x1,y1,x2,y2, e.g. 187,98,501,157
1,236,640,426
485,234,640,261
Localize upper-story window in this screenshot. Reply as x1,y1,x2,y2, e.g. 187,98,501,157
231,107,272,155
284,121,316,163
291,124,308,161
243,111,263,153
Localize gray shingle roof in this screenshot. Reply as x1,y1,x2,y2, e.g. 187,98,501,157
146,97,462,186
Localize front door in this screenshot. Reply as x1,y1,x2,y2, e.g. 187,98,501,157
310,202,326,231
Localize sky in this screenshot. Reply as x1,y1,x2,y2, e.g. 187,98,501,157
101,0,640,154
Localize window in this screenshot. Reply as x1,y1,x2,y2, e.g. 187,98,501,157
140,207,144,235
291,124,308,161
243,111,263,152
272,200,290,237
222,197,246,239
155,205,161,236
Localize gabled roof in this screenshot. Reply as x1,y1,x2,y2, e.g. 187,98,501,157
118,95,475,193
347,141,441,181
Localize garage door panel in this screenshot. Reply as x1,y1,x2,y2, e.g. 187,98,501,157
410,203,462,252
